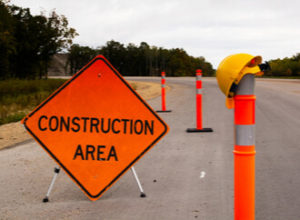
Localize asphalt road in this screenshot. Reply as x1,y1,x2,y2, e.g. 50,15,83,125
1,77,300,220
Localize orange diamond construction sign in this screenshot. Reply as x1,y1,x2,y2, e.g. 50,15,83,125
22,55,169,201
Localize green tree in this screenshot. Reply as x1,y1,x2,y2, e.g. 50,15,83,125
0,1,78,79
123,43,140,76
37,10,78,78
68,44,97,74
292,53,300,62
267,55,300,77
67,40,215,77
99,40,126,73
0,0,15,79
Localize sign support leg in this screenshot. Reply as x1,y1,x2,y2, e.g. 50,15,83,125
43,166,146,202
43,167,60,202
131,166,146,198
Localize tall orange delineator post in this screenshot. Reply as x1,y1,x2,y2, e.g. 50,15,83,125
157,71,171,113
234,74,256,220
186,69,213,132
216,53,270,220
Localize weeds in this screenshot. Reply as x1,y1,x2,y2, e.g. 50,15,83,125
0,79,137,125
0,79,67,125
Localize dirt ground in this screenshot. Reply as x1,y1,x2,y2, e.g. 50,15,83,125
0,81,167,150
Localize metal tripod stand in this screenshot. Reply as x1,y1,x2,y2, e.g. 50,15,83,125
43,166,146,202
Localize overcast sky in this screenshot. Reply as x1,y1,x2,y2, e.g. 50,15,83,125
10,0,300,68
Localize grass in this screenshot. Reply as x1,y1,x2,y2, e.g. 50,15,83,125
0,79,67,125
0,79,138,125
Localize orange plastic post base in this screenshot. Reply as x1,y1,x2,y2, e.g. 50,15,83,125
234,145,256,220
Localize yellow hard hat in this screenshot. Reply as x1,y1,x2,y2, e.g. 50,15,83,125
216,53,263,108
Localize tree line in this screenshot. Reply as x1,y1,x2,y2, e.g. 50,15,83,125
65,44,300,78
1,1,300,79
0,1,214,79
265,54,300,77
0,0,77,79
67,41,215,77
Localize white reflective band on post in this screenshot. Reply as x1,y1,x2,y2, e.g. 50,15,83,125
196,88,202,94
161,76,166,79
196,75,202,81
162,84,166,88
235,124,255,146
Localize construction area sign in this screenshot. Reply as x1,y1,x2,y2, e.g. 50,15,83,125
22,55,169,201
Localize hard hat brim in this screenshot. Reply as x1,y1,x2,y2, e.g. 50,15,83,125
217,54,262,98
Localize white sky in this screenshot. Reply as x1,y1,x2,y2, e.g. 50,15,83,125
10,0,300,68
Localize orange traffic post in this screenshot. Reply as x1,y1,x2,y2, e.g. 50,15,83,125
216,53,270,220
234,74,256,220
157,71,171,113
186,69,213,132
